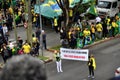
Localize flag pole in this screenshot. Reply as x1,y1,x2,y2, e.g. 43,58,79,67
38,0,43,56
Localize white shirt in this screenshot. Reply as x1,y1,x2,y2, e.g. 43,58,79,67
2,26,8,35
96,16,101,23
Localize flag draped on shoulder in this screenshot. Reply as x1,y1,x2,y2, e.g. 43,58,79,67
91,57,96,70
87,5,98,16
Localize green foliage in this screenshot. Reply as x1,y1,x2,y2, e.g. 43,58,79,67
50,45,61,50
37,56,49,61
74,2,90,14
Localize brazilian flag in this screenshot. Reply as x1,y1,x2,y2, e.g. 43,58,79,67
85,36,92,45
87,5,98,16
77,38,83,48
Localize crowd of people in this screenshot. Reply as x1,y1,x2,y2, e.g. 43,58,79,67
0,0,49,63
0,28,48,63
59,14,120,49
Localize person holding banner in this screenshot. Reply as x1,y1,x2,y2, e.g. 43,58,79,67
54,50,63,73
88,54,96,78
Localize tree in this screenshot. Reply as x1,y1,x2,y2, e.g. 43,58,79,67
55,0,84,31
56,0,69,31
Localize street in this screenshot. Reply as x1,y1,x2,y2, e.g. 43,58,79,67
46,38,120,80
2,26,120,80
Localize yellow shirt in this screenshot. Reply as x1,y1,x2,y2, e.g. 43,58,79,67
54,18,58,26
69,10,73,17
22,44,31,54
83,30,91,37
91,27,95,33
18,11,21,16
96,23,102,32
32,37,37,43
112,22,118,27
107,18,110,25
91,57,96,70
9,7,13,14
68,32,71,39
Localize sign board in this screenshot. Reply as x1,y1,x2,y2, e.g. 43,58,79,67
60,48,89,61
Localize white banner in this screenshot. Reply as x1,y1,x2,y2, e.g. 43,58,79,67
60,48,89,61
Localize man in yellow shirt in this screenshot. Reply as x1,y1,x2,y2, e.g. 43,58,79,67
83,28,91,45
111,19,118,37
88,54,96,78
83,28,91,37
22,43,31,54
96,22,103,39
54,17,59,33
90,23,95,42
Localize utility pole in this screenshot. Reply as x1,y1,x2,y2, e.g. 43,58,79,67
11,0,18,43
25,0,29,43
38,0,43,56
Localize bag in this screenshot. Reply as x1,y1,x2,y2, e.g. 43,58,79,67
18,49,24,55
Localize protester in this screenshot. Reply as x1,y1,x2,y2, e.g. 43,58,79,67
70,30,77,49
0,43,12,63
17,36,23,48
54,17,59,33
87,54,96,78
22,42,31,54
77,19,83,30
54,50,63,73
35,27,41,42
111,19,118,37
102,19,108,39
2,23,9,42
42,30,47,50
60,27,67,39
83,28,91,46
116,17,120,34
95,22,103,40
90,22,95,42
0,55,47,80
32,33,37,46
95,15,101,23
60,39,68,48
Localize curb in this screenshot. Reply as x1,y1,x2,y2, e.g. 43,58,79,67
44,58,53,63
45,34,120,63
47,49,56,53
47,34,120,51
83,35,120,49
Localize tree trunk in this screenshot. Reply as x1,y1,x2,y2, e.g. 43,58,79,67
64,7,69,31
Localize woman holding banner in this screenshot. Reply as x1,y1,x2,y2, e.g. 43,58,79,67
54,50,63,73
88,54,96,79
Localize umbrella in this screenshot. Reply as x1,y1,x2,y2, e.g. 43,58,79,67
34,3,58,18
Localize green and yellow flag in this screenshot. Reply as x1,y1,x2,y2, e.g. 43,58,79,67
82,0,91,4
87,5,98,16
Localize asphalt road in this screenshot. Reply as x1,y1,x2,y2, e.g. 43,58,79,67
46,38,120,80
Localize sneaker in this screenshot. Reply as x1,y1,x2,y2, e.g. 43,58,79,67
88,75,91,78
92,76,95,78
